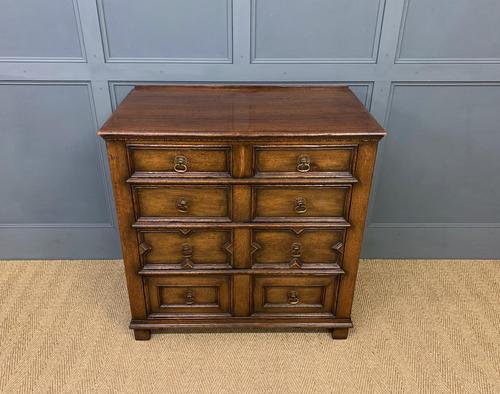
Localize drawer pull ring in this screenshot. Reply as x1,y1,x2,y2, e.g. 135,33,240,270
297,155,311,172
176,198,189,213
291,242,302,258
184,289,195,305
181,243,194,269
174,155,188,173
295,197,307,214
289,242,303,269
287,291,300,305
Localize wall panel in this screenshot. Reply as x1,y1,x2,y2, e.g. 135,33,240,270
372,83,500,224
1,0,500,258
0,0,85,62
251,0,385,63
396,0,500,63
0,82,110,225
97,0,232,63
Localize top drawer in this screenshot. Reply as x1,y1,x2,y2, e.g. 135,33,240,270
127,144,231,177
254,145,357,177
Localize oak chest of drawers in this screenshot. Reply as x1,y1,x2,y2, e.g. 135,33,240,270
98,85,385,340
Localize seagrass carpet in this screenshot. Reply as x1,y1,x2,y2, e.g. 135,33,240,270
0,260,498,394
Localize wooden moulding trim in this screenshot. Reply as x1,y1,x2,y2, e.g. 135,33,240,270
132,220,351,229
126,175,359,185
138,267,345,276
97,132,386,140
130,319,353,329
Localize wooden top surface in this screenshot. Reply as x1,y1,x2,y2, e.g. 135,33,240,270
98,85,385,138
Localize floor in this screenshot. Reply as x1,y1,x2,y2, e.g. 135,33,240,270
0,260,498,394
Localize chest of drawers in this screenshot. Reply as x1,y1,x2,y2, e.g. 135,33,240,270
98,85,385,340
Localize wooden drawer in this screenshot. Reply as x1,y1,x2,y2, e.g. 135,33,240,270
252,185,351,222
127,144,231,177
252,275,338,316
251,228,345,269
138,229,233,269
254,145,356,177
133,185,231,222
144,275,231,317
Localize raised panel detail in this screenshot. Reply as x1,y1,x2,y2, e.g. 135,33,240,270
0,0,85,61
0,83,110,225
252,275,338,316
254,145,356,177
251,228,345,269
252,0,385,63
372,84,500,224
397,0,500,63
133,186,232,221
127,144,231,177
138,229,233,269
98,0,232,62
252,185,351,222
145,275,231,316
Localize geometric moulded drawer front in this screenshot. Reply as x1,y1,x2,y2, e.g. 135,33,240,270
252,185,351,222
252,275,338,316
138,229,233,269
145,275,231,316
254,145,357,177
127,144,231,177
133,185,231,221
251,228,345,269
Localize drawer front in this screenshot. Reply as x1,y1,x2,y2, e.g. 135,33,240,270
133,186,231,221
254,145,356,177
138,229,233,269
127,144,231,176
252,275,338,316
252,185,351,221
251,228,345,269
145,275,231,316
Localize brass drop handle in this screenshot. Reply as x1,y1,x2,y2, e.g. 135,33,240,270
174,155,188,173
176,197,189,213
182,243,193,257
184,289,195,305
291,242,302,258
289,242,303,268
287,290,299,305
295,197,307,214
297,155,311,172
180,243,194,269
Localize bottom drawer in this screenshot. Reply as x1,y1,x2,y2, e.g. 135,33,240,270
144,275,231,317
252,275,338,316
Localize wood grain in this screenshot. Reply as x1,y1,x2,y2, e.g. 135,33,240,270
254,145,356,177
99,85,384,340
98,85,385,138
127,144,231,176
